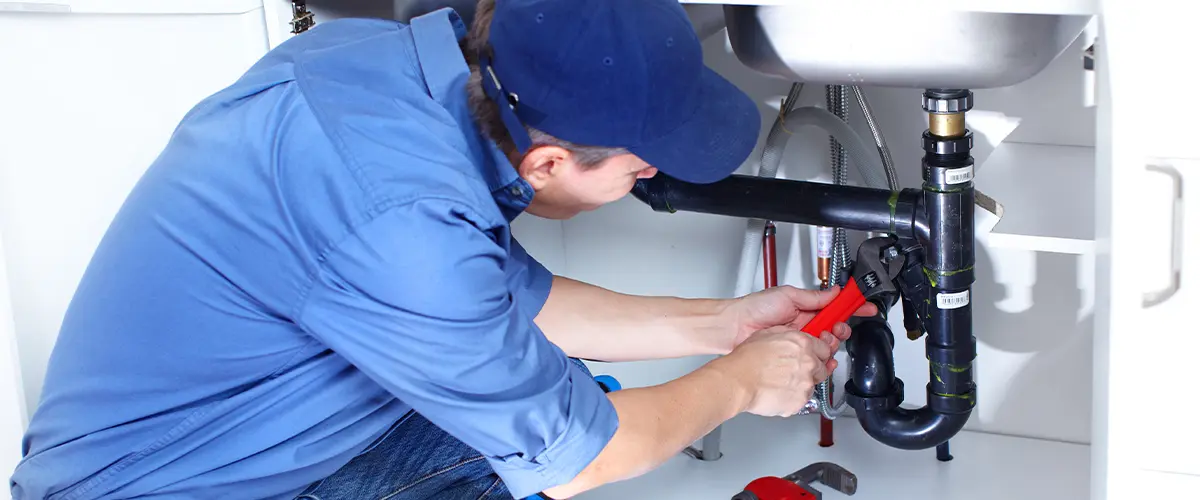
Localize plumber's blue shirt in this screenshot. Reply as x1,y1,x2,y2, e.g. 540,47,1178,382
11,10,617,500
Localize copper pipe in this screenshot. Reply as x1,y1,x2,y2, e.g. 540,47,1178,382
819,392,835,447
763,222,778,288
816,227,834,447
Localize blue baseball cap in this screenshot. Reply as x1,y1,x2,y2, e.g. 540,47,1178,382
477,0,760,184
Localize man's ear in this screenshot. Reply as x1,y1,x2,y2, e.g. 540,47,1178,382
517,145,570,190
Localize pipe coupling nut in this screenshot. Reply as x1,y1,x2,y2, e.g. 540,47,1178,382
922,131,974,155
922,91,974,114
844,378,904,412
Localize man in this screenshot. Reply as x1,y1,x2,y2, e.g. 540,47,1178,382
11,1,871,499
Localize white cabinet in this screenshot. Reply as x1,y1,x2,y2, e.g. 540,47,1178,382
1090,2,1200,499
1135,160,1196,480
0,235,24,500
0,0,271,422
0,6,270,497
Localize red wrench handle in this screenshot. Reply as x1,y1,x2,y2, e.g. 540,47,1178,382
736,476,818,500
800,278,866,337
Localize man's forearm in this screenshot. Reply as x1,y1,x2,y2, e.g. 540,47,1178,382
541,359,749,499
534,276,732,361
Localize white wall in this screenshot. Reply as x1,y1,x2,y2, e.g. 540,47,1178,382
0,8,270,416
0,235,26,499
514,28,1099,444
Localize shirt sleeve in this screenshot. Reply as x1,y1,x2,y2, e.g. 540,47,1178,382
297,199,618,498
505,235,554,321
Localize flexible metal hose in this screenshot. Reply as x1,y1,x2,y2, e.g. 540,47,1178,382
818,84,851,421
814,365,847,419
826,86,852,284
851,86,899,191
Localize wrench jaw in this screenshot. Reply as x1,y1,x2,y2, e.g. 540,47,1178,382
892,240,932,341
783,462,859,497
848,236,905,312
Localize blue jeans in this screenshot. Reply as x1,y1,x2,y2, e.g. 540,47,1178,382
295,410,513,500
297,360,597,500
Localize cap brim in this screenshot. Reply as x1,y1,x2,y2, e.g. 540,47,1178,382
628,67,761,184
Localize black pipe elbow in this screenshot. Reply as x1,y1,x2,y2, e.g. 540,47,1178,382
854,407,970,451
844,317,975,451
845,317,896,396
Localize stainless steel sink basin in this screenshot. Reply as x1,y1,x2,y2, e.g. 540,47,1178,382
724,5,1091,89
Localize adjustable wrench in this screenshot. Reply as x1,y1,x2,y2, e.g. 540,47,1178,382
799,236,904,338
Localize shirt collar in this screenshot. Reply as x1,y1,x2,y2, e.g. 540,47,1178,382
408,8,533,220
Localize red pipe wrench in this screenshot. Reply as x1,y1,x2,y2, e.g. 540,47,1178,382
799,237,903,337
733,462,858,500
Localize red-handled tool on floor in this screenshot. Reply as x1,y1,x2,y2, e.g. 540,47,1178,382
732,462,858,500
799,237,904,338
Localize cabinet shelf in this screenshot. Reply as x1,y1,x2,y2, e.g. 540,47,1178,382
977,142,1096,255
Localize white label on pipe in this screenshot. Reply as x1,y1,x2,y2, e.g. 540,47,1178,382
816,227,832,258
945,165,974,185
936,290,970,309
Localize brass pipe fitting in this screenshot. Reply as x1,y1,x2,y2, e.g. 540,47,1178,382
928,113,966,138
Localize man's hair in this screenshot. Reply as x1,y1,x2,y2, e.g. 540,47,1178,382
461,0,627,167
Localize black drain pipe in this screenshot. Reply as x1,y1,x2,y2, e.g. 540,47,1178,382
630,174,921,236
837,91,980,452
629,90,978,453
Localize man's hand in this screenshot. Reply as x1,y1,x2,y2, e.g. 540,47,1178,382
724,285,876,370
540,325,839,498
709,325,834,417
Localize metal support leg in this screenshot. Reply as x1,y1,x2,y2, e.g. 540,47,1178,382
937,441,953,461
684,425,723,461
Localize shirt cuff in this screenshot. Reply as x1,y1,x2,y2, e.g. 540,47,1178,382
485,362,619,498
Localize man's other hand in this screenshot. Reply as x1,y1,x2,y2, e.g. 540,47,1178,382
711,326,834,417
724,285,876,368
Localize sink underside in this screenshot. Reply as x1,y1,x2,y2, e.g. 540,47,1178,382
724,5,1092,89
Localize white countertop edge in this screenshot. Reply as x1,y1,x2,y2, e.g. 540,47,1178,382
0,1,263,15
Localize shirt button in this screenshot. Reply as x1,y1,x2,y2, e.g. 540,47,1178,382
510,186,522,197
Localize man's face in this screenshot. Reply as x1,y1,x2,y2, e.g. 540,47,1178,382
517,147,658,219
